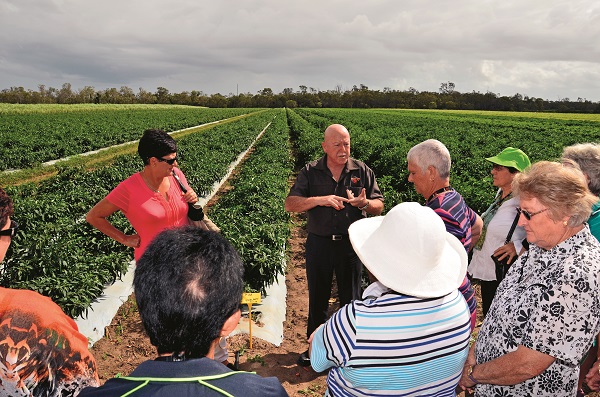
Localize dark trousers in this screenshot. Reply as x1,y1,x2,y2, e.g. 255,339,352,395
305,233,363,338
480,279,501,317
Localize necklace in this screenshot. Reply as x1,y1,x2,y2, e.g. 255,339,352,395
141,170,160,193
427,186,453,202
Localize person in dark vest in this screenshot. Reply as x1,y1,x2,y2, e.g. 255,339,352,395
79,226,288,397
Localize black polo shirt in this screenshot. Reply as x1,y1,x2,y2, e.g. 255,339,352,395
287,155,383,236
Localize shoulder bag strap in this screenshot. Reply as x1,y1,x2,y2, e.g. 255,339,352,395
504,210,521,245
171,170,188,193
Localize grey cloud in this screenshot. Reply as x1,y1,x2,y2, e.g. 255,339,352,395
0,0,599,100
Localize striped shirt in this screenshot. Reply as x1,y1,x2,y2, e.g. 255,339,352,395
426,189,478,329
311,282,471,396
426,189,477,251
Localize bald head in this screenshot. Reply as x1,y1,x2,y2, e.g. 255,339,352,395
322,124,351,168
324,124,350,141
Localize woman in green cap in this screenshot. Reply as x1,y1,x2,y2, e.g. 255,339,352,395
467,147,531,317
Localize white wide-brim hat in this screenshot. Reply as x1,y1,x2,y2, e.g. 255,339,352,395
349,202,467,298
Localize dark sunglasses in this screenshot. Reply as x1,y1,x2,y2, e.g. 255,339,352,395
156,156,178,165
0,220,19,238
517,207,549,220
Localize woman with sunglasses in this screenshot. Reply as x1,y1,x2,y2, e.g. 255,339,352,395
459,161,600,397
86,129,199,262
467,147,530,318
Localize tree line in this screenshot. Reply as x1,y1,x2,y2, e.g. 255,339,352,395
1,82,598,113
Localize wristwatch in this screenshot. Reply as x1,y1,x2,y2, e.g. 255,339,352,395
359,200,370,211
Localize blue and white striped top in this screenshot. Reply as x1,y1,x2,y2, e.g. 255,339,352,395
311,282,471,396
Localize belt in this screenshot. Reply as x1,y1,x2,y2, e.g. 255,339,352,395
311,233,347,241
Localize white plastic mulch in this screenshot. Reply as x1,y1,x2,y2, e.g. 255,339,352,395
74,121,286,347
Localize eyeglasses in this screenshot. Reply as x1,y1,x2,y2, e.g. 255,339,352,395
0,220,19,238
517,207,549,220
156,156,178,165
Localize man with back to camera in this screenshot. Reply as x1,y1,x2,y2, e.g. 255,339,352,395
79,225,288,396
285,123,384,367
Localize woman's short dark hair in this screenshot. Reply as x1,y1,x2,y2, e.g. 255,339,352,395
0,188,14,228
134,226,244,357
137,129,178,165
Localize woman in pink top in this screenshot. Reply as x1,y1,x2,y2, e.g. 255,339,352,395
86,129,199,261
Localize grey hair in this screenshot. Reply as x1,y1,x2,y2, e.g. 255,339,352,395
406,139,451,178
562,143,600,196
513,161,597,227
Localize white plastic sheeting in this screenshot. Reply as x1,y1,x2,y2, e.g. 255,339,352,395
74,121,288,347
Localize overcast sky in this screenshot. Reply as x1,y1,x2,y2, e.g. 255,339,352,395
2,0,599,101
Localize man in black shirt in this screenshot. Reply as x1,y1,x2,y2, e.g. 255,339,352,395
285,124,384,366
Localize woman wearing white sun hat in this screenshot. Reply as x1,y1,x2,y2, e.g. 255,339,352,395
309,202,472,396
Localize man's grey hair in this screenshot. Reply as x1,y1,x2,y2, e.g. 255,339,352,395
407,139,452,179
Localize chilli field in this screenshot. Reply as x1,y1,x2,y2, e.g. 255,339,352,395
1,104,599,319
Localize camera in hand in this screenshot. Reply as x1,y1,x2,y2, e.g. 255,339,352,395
492,253,516,282
187,202,205,221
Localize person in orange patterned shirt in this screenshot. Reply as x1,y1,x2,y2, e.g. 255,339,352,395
0,187,99,397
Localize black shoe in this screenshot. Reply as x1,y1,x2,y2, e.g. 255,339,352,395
297,350,311,367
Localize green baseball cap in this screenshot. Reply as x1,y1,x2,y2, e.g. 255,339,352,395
485,147,531,172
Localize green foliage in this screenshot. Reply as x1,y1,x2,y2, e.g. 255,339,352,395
1,109,281,317
211,110,293,293
247,354,266,366
4,106,598,318
0,105,255,171
291,108,600,214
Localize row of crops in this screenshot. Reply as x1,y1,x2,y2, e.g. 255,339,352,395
2,105,599,318
0,104,257,170
290,108,600,214
2,107,285,317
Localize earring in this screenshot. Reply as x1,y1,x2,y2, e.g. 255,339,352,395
563,220,568,226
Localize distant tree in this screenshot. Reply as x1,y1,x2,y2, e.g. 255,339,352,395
171,91,193,105
190,90,207,106
99,87,120,104
119,86,136,104
207,93,227,108
57,83,74,104
77,86,96,103
439,81,455,94
137,88,156,104
155,87,171,104
285,99,298,108
259,87,274,96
